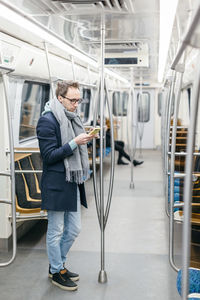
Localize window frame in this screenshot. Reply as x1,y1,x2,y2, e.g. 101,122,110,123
19,80,50,143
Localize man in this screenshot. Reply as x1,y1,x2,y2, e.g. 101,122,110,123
37,81,95,291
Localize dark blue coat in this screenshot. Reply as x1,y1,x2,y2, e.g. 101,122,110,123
36,112,87,211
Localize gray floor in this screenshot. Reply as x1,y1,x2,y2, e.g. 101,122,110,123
0,150,182,300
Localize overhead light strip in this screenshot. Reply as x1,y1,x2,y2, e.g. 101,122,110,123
158,0,178,82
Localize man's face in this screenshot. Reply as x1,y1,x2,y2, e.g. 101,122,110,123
58,87,81,112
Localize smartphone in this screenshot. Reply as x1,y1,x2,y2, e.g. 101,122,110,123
89,128,101,135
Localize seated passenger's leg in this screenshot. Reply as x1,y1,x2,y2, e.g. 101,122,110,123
115,143,130,164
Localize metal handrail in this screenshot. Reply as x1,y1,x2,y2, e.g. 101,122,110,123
171,3,200,70
168,152,200,156
0,171,11,177
15,170,42,174
0,199,12,204
165,73,176,216
129,68,135,189
92,81,101,225
163,87,171,213
170,126,188,129
0,73,17,267
44,41,54,99
14,149,40,153
104,81,115,228
181,56,200,300
98,13,107,284
169,68,184,272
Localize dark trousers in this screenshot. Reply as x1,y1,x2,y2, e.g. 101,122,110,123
114,141,130,162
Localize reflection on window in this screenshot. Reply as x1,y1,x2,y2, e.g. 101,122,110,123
105,57,138,65
137,92,150,122
112,91,128,116
79,88,91,123
122,92,129,116
112,92,120,116
19,81,50,141
158,92,163,116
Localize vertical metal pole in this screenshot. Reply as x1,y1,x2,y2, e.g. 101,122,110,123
0,73,17,267
98,12,107,284
71,55,76,81
43,42,54,99
163,87,171,215
182,57,200,300
165,73,176,216
130,67,134,189
169,67,184,272
138,75,144,158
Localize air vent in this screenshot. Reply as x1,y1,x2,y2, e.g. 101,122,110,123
51,0,102,3
98,0,124,8
51,0,129,11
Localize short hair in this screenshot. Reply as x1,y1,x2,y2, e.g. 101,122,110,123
56,81,79,98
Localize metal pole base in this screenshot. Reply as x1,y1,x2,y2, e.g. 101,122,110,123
98,270,107,283
130,182,135,189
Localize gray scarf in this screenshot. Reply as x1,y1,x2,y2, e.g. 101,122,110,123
50,98,90,184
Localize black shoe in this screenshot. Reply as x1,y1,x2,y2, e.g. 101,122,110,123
52,270,78,291
117,159,129,165
65,269,79,281
49,265,79,281
133,160,144,166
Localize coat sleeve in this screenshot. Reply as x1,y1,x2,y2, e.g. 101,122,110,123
36,116,73,165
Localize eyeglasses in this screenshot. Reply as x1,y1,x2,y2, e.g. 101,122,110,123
61,95,83,104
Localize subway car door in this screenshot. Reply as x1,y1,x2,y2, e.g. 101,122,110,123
135,89,155,149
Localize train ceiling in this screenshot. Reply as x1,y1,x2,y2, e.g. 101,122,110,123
2,0,192,85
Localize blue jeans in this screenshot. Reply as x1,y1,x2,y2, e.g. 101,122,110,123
47,187,81,274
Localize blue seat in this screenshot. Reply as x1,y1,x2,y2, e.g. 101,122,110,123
97,147,111,158
177,268,200,296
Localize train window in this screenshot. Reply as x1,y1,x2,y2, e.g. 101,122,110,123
122,92,129,116
79,88,91,123
137,92,150,122
112,92,120,116
112,91,128,116
19,81,50,141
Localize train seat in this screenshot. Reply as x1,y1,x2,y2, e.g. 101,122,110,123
15,160,41,210
19,157,41,199
177,268,200,296
97,146,111,157
174,210,200,225
31,152,42,184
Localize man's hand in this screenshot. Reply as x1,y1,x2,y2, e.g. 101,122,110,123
74,133,96,145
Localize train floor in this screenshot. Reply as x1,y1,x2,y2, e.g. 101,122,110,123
0,149,182,300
